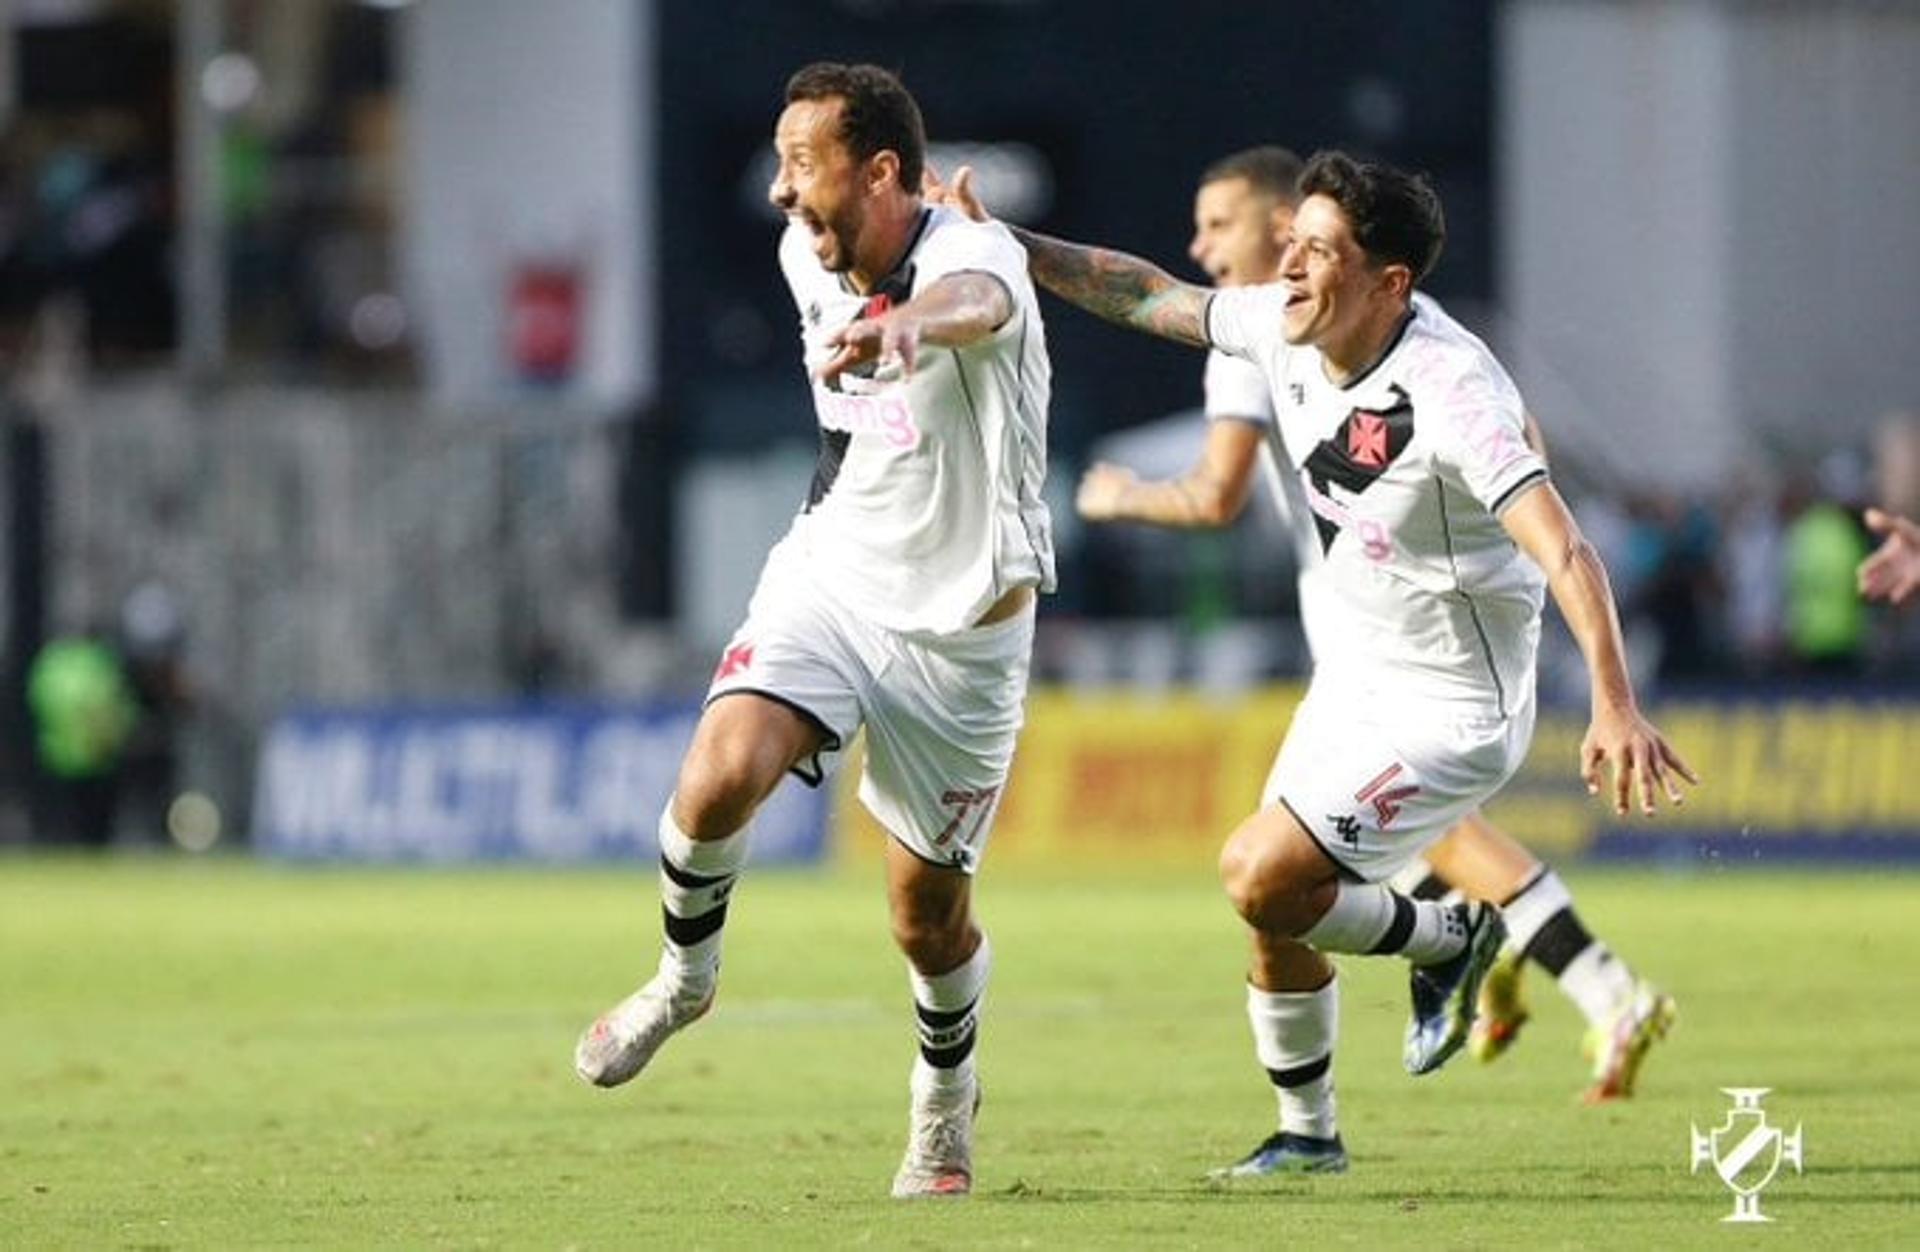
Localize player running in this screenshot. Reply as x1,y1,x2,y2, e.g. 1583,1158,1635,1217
574,62,1055,1199
941,150,1696,1176
1074,146,1677,1118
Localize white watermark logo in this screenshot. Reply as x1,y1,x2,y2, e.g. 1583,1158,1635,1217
1690,1088,1804,1223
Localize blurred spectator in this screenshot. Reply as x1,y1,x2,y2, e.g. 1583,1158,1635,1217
1724,517,1784,674
26,626,136,848
116,581,194,845
1636,491,1721,680
1782,452,1871,674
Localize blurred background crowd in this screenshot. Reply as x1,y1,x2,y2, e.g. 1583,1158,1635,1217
1,0,1915,851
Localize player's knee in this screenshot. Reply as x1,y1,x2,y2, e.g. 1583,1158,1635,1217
673,742,771,838
1220,825,1318,935
1219,830,1279,924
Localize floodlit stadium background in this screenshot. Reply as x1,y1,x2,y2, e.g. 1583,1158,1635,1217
4,0,1915,864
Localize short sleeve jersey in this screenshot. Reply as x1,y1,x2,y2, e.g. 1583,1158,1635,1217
1206,288,1548,713
774,205,1054,634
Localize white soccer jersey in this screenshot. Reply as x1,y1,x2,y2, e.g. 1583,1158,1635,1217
1206,289,1548,713
771,205,1054,634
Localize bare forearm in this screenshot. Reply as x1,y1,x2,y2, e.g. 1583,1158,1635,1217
1007,225,1209,347
1118,474,1242,528
1546,539,1637,713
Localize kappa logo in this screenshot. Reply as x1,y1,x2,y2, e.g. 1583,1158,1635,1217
1328,814,1362,845
1690,1088,1804,1223
805,300,822,327
1288,382,1306,406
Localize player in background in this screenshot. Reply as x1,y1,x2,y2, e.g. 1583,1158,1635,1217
1858,508,1920,605
575,62,1056,1200
938,151,1695,1178
1072,146,1677,1110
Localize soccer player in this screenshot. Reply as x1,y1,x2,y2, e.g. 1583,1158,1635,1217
574,62,1056,1200
1858,508,1920,605
1075,146,1678,1112
941,151,1695,1176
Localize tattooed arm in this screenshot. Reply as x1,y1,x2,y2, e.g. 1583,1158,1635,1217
1006,225,1211,348
928,161,1211,347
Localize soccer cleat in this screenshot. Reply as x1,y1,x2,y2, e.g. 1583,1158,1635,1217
1208,1131,1349,1179
1582,981,1677,1103
1467,945,1531,1064
890,1078,980,1198
573,974,714,1088
1403,901,1507,1076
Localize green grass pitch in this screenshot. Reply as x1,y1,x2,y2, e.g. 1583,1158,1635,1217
3,856,1915,1248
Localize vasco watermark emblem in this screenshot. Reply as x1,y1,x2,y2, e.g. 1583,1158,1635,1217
1689,1088,1804,1222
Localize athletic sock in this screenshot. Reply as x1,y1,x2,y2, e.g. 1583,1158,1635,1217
1521,902,1637,1028
1386,859,1454,903
655,804,748,996
1498,867,1571,956
1246,979,1339,1139
909,933,990,1099
1302,882,1470,964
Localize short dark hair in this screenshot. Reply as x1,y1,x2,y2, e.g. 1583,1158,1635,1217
784,62,926,193
1200,145,1304,205
1297,150,1446,282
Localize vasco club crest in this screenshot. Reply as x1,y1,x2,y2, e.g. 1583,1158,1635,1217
1689,1088,1804,1223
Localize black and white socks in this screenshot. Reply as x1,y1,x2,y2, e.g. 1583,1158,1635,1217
1302,882,1470,965
1501,869,1635,1027
1247,978,1339,1139
655,806,748,996
908,934,990,1098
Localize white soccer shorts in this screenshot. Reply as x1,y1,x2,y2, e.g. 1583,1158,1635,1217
707,554,1034,873
1260,677,1536,883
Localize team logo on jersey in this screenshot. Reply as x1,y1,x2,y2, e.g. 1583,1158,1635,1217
712,642,754,682
823,267,914,394
1354,761,1420,828
1302,384,1415,553
1348,411,1392,468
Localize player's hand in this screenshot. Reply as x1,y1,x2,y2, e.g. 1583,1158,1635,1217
1858,507,1920,606
923,164,989,223
1076,462,1138,521
817,312,920,384
1579,704,1699,817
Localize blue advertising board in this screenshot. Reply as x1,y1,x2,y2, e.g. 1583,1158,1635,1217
253,703,829,863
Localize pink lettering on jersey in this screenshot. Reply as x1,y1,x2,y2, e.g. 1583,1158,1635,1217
1302,472,1395,562
813,387,922,450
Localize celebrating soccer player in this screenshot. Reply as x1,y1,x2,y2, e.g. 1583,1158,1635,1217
575,62,1056,1199
1065,146,1679,1120
939,150,1696,1176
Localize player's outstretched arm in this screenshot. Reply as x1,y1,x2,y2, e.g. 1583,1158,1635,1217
817,271,1013,384
928,163,1210,348
1078,421,1263,527
1500,480,1700,816
1858,507,1920,606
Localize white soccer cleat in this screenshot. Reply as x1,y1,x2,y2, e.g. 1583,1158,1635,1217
890,1077,979,1198
574,975,714,1088
1582,980,1677,1103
